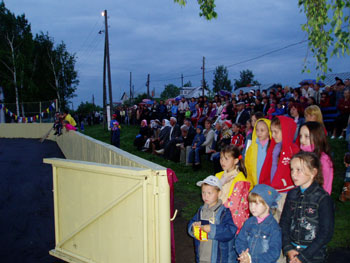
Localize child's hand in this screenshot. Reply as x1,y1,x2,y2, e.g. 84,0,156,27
192,221,201,228
290,257,302,263
238,249,251,263
201,224,210,233
287,250,299,262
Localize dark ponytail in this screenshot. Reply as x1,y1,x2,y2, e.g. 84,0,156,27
221,144,247,177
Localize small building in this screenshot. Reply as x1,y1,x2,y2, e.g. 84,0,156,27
179,86,209,98
120,92,129,104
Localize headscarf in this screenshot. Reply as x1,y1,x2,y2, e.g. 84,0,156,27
141,119,147,127
161,119,170,130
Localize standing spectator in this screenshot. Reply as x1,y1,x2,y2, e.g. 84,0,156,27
332,88,350,139
178,96,189,125
156,100,167,121
110,114,120,148
280,152,334,263
235,102,250,125
201,120,215,159
289,103,305,142
188,176,237,263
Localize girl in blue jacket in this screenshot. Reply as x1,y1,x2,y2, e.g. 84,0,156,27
236,184,282,263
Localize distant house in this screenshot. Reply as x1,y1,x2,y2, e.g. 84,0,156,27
120,92,129,103
179,86,209,98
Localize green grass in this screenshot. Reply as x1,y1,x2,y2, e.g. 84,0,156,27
83,124,350,249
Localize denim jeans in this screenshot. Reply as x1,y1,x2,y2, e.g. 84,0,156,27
188,147,203,164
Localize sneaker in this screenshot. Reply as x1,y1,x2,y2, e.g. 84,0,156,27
331,136,335,139
155,149,164,154
338,135,344,139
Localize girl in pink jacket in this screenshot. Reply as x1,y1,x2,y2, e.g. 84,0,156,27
299,121,333,194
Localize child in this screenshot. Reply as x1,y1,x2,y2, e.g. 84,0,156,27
339,152,350,202
245,118,271,187
53,112,63,135
188,175,237,263
216,145,251,232
242,112,264,158
110,114,121,148
231,123,244,150
185,107,192,119
236,184,282,263
280,152,334,263
188,125,205,169
259,116,299,220
221,120,233,145
63,120,77,131
299,122,333,194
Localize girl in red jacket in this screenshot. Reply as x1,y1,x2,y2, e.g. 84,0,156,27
259,116,299,221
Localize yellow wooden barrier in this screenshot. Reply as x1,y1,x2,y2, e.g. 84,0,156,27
0,124,171,263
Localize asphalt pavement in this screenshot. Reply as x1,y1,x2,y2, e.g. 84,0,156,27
0,138,65,263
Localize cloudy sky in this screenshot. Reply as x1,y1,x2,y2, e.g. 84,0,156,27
4,0,350,108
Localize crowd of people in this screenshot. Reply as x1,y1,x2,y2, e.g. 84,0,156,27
128,77,350,263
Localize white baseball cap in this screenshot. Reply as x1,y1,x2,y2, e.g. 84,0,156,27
196,175,222,190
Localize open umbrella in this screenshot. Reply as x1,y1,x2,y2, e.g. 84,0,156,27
299,79,325,87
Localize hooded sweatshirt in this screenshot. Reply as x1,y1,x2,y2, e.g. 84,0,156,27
259,116,299,193
245,118,271,187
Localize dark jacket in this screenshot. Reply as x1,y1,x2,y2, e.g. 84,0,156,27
236,214,281,263
169,124,181,140
188,205,237,263
280,182,334,263
235,109,250,125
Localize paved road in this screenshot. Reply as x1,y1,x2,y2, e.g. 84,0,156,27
0,138,65,263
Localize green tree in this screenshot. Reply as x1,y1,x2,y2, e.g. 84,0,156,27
76,101,102,116
183,81,192,87
0,3,79,116
213,65,232,93
234,69,260,89
0,2,33,116
134,93,148,104
47,41,79,111
174,0,350,78
160,84,180,99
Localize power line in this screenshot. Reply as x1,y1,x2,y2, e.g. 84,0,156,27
149,39,308,83
73,18,101,55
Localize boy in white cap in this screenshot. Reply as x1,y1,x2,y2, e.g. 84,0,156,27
235,184,282,263
188,175,237,263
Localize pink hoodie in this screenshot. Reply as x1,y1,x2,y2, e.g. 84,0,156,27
301,144,333,195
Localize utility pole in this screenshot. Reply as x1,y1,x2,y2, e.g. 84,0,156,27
201,56,205,97
129,72,132,103
146,74,150,99
102,29,107,129
104,10,113,119
181,73,184,87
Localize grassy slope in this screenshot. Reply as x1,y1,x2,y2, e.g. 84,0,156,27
84,124,350,248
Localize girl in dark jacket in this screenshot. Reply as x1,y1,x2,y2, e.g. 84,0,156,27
280,152,334,263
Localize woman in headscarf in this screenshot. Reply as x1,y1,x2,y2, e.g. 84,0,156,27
151,119,171,154
133,119,151,150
